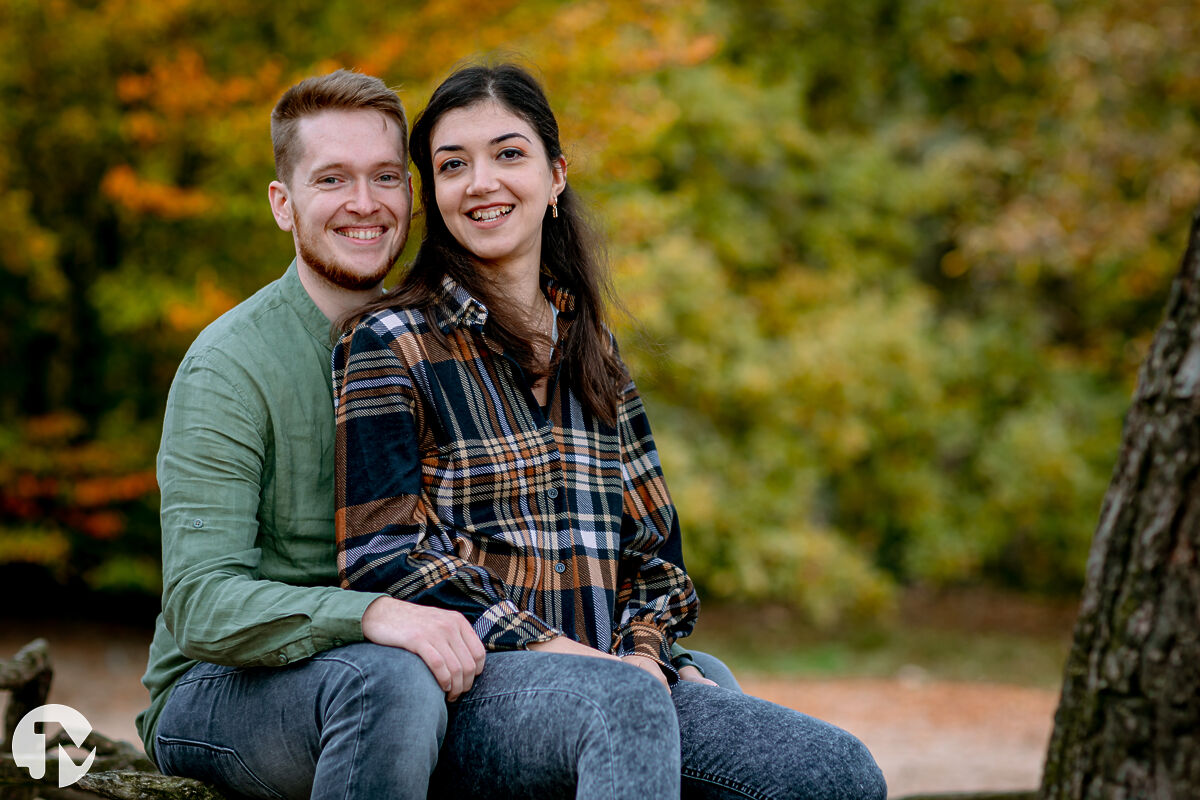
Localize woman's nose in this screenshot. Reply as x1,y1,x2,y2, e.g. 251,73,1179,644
467,163,499,195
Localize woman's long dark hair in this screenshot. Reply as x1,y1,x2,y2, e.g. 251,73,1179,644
350,63,626,423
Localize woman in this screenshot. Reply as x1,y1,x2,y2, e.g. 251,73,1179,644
334,63,886,800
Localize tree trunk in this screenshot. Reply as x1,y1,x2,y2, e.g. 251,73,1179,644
1040,210,1200,798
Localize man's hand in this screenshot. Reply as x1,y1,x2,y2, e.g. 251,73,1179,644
361,597,486,701
678,665,718,686
621,654,670,693
527,635,623,662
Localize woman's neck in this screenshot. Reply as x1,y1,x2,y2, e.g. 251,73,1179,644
482,254,545,320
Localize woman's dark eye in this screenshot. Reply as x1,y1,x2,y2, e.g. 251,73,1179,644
498,148,524,160
438,158,465,173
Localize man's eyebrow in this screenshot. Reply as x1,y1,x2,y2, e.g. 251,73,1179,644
433,132,532,156
307,159,407,175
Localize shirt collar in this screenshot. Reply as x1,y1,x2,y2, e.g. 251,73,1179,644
433,272,578,337
281,260,338,354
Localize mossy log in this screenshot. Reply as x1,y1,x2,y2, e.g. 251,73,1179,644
895,793,1036,800
2,638,52,757
1,639,227,800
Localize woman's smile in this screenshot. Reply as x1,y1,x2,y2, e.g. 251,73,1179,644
466,203,514,224
430,100,566,278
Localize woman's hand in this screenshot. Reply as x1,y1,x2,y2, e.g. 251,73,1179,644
677,665,718,686
621,654,670,693
527,635,623,661
529,636,671,693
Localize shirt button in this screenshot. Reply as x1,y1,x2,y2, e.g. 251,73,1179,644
547,487,559,499
333,639,344,648
192,519,204,528
277,653,288,664
554,562,567,574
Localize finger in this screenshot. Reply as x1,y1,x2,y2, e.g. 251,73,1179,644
447,634,478,695
437,637,471,701
418,644,453,694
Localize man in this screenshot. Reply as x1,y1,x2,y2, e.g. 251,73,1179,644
138,70,483,799
139,69,730,800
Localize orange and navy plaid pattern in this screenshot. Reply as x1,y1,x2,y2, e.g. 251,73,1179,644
333,275,698,668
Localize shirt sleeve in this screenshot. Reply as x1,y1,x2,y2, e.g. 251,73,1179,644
333,321,559,651
158,351,382,668
611,374,701,669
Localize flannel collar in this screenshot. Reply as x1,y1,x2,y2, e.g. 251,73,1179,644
434,272,578,338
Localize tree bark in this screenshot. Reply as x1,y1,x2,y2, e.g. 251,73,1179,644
1040,210,1200,798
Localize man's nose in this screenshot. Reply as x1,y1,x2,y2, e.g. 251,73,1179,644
347,179,381,214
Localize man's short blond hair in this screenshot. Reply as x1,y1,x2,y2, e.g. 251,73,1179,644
271,69,408,185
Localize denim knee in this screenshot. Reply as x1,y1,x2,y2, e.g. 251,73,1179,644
675,683,886,800
834,731,887,800
313,643,448,743
580,662,679,743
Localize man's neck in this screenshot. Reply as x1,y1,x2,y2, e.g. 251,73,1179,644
296,261,386,323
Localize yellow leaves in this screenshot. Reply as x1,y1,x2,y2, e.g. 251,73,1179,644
72,472,158,508
164,275,238,333
0,528,71,571
101,165,212,219
24,412,87,444
118,51,283,123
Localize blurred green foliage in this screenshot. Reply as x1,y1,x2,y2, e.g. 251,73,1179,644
1,0,1193,624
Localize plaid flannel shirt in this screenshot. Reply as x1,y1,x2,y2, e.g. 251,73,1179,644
333,275,699,668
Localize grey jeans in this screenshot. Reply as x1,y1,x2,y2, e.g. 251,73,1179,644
154,644,885,800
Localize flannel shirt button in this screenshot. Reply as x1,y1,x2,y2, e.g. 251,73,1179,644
191,519,204,529
554,562,566,574
276,653,288,664
547,487,559,499
333,638,344,647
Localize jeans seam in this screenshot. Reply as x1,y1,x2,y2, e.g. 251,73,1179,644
156,735,286,799
311,652,369,800
454,687,619,797
682,766,773,800
175,666,247,688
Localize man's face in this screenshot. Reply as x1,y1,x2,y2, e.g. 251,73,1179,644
270,109,412,291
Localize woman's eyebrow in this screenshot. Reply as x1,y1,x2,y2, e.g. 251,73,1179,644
433,132,532,156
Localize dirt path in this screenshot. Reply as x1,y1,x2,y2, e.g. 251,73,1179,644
1,622,1056,798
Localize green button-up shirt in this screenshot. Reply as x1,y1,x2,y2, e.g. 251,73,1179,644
136,262,385,761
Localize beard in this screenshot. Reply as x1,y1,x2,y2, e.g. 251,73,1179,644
295,215,401,292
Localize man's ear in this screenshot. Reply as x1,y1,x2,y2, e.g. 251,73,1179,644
268,180,293,233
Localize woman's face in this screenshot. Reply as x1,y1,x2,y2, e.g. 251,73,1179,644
429,100,566,277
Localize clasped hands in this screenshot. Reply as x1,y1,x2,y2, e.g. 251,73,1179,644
362,597,715,701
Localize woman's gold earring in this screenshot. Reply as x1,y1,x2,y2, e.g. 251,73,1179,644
550,197,559,219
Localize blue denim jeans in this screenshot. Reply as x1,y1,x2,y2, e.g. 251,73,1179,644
155,645,885,800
